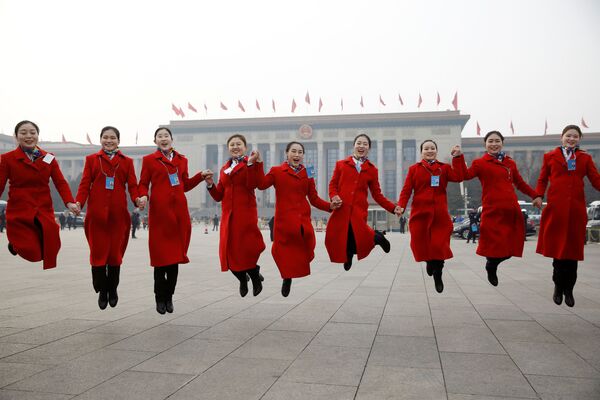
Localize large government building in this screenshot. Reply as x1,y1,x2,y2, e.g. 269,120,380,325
2,111,599,216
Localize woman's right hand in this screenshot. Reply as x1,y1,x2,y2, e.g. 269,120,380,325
205,176,214,186
331,195,342,208
248,150,261,164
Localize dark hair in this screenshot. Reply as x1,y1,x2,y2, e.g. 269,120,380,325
285,141,305,153
154,127,173,139
561,124,582,138
100,126,120,140
353,133,371,147
227,134,247,147
14,120,39,136
484,130,504,143
420,139,438,152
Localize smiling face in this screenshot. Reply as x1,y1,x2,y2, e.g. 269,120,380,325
16,122,39,150
421,141,437,161
100,129,119,152
485,133,504,155
227,137,247,158
286,143,304,167
353,136,370,158
154,129,173,151
561,129,581,148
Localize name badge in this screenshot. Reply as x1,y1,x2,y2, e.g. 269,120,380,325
431,175,440,187
105,176,115,190
169,172,180,186
306,165,316,179
567,159,576,171
42,153,55,164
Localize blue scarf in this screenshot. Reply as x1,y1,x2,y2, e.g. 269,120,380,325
287,161,303,173
103,149,118,158
563,146,579,158
22,146,42,162
230,155,245,163
490,151,506,162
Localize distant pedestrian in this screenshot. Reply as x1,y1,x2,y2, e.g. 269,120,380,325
58,213,66,230
522,210,529,241
131,210,140,239
399,216,406,234
466,211,479,244
0,208,6,233
212,214,219,231
67,214,74,230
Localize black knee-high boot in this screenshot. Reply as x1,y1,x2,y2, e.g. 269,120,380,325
231,270,249,297
91,266,108,310
247,266,263,296
107,266,120,308
485,257,509,287
432,260,444,293
154,267,168,314
552,259,564,305
165,264,178,313
425,261,434,277
563,260,578,307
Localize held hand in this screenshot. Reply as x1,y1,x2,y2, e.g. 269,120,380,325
67,202,80,216
205,176,214,186
393,206,404,217
201,169,213,178
138,196,148,211
248,150,260,164
451,145,462,157
330,201,341,210
331,195,342,208
532,197,543,209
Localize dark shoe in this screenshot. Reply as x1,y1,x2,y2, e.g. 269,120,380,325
108,289,118,308
156,297,167,314
257,265,264,281
248,267,263,296
7,243,17,256
553,285,563,305
166,297,174,313
239,278,248,297
433,272,444,293
281,279,292,297
426,263,433,277
486,265,498,287
343,256,353,271
374,230,390,253
98,291,108,310
564,289,575,307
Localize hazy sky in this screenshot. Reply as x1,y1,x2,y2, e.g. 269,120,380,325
1,0,599,146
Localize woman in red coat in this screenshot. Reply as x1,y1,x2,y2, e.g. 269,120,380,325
0,120,79,269
463,131,541,286
533,125,600,307
325,133,402,270
248,142,336,296
76,126,142,310
138,127,206,314
398,140,465,293
204,134,265,297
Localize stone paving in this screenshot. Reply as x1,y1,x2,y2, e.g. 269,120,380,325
0,227,599,399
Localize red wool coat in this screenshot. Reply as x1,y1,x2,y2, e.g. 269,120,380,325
76,150,139,267
138,150,203,267
464,153,538,258
325,157,396,263
398,156,465,262
208,158,265,272
249,162,331,279
0,147,74,269
536,148,600,260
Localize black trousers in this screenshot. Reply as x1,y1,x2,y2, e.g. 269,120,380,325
91,265,120,293
346,223,357,262
466,230,478,243
426,260,445,273
552,259,578,290
154,264,179,300
486,257,510,269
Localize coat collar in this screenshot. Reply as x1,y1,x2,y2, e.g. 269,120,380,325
281,162,305,179
223,156,247,175
483,152,510,164
97,149,123,164
153,149,181,166
15,146,48,170
344,155,371,172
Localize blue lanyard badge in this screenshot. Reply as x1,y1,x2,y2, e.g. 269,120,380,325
105,176,115,190
567,159,576,171
306,165,316,179
169,172,180,186
430,175,440,187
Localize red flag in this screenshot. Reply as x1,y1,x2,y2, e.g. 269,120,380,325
188,102,198,113
544,119,548,135
417,93,423,108
305,91,311,105
436,91,441,106
318,97,323,112
379,95,386,106
178,107,185,118
238,100,246,112
272,99,276,112
62,134,67,143
340,98,344,111
86,133,92,145
360,96,364,108
581,117,589,128
255,99,261,111
452,91,458,111
203,103,208,113
510,120,515,135
220,102,228,111
476,121,481,136
171,103,180,116
291,99,297,113
398,94,404,106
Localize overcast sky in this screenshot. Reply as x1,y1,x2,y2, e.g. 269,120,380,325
1,0,598,146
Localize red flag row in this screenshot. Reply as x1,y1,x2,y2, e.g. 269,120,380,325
474,117,592,136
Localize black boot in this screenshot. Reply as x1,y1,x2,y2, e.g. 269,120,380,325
164,265,178,313
7,243,17,256
552,259,563,305
374,230,390,253
433,261,444,293
155,295,166,314
107,266,120,308
344,255,353,271
426,261,433,277
485,260,498,287
282,278,292,297
92,267,108,310
154,267,167,314
563,261,577,308
232,270,249,297
165,296,174,313
247,266,263,296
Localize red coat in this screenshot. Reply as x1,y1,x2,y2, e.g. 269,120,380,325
536,148,600,260
250,162,331,278
76,150,139,267
138,150,203,267
0,147,74,269
464,153,538,258
399,156,465,262
325,157,396,263
208,158,265,272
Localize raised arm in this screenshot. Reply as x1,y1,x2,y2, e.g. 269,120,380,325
248,162,274,190
464,158,479,180
447,154,467,182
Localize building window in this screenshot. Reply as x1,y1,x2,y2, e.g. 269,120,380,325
402,139,416,177
384,143,396,162
384,170,396,199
